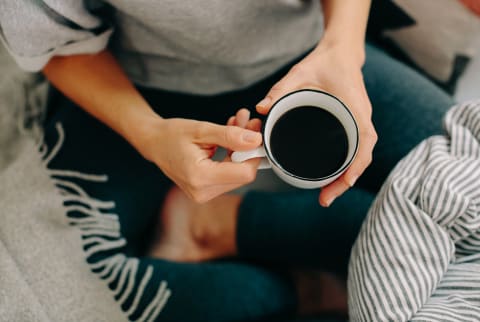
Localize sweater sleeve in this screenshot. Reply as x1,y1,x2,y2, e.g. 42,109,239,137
0,0,113,72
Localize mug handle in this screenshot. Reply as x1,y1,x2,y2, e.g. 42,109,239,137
231,147,271,169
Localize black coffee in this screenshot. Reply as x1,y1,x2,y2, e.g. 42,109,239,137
270,106,348,178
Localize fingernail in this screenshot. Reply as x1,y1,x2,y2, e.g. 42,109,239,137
243,131,260,142
323,196,336,207
238,110,250,127
256,97,271,108
347,175,359,187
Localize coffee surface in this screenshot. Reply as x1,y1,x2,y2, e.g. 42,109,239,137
270,106,349,178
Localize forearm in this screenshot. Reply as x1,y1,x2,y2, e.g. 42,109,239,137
318,0,371,65
42,50,159,147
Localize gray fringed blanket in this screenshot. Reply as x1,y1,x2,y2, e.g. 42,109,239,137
0,45,169,321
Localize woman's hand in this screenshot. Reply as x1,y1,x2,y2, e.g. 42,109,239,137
133,116,262,203
256,44,377,207
226,109,262,150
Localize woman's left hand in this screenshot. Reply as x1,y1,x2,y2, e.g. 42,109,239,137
256,44,377,207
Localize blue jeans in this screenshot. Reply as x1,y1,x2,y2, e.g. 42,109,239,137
44,44,453,322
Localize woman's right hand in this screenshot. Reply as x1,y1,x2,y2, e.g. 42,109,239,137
43,52,263,204
132,116,263,203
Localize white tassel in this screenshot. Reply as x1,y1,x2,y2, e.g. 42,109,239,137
50,169,108,182
84,238,127,258
146,288,171,322
126,266,153,317
42,123,171,322
113,259,137,297
43,123,65,166
104,257,127,285
140,281,171,322
116,259,139,304
90,254,126,279
62,195,115,210
80,229,121,239
53,178,90,197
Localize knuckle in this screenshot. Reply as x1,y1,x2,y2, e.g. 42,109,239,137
244,167,257,183
188,172,204,191
366,155,373,166
183,184,202,202
193,122,208,140
184,190,196,201
342,176,352,187
289,64,306,76
191,191,208,204
224,126,237,144
367,128,378,142
227,116,235,126
362,154,373,167
355,154,372,169
361,128,378,144
245,168,257,183
270,82,284,93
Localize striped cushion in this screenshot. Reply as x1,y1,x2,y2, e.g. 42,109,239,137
348,100,480,322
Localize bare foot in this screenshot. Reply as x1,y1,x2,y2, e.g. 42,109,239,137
148,187,241,262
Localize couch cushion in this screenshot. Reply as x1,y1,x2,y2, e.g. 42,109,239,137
368,0,480,94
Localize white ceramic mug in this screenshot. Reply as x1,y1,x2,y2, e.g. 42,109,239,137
232,89,359,189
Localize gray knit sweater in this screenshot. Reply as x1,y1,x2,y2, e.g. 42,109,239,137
0,0,323,94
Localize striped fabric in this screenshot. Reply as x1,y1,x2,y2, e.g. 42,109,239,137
348,100,480,322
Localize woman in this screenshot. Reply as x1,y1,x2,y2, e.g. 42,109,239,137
0,1,453,321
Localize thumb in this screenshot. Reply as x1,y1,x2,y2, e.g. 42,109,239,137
256,77,290,115
197,123,262,151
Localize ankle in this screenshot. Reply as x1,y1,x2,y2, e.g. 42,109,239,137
191,194,241,258
190,210,220,247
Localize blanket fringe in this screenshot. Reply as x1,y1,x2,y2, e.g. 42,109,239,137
43,123,171,322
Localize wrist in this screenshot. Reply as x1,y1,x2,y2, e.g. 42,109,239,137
315,35,366,68
120,108,165,155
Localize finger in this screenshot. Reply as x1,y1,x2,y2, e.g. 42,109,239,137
229,118,261,155
235,108,250,128
195,122,262,151
318,126,377,206
256,65,306,115
246,118,262,132
191,182,247,203
343,126,377,186
224,118,237,157
318,173,351,207
224,112,257,158
227,116,235,126
256,77,290,115
200,157,261,185
226,108,250,128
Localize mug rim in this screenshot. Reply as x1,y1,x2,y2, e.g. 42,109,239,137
262,89,359,182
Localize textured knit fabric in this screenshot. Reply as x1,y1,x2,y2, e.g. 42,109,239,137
0,0,323,94
0,39,132,322
348,100,480,322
